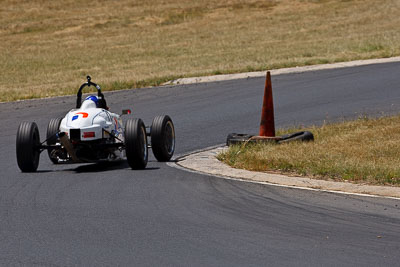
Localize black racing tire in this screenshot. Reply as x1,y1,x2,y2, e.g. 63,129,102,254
151,115,175,162
46,117,62,164
226,133,254,146
16,122,40,172
278,131,314,143
125,118,148,169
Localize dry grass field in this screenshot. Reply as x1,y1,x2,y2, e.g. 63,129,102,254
218,116,400,186
1,0,400,102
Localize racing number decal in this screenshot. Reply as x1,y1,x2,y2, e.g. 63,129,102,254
72,112,89,121
76,112,89,118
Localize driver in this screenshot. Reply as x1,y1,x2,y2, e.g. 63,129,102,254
81,95,108,110
79,95,99,109
85,95,99,107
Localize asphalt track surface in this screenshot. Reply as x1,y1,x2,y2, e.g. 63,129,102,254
1,62,400,266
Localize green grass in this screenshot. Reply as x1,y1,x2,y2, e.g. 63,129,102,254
218,115,400,186
1,0,400,102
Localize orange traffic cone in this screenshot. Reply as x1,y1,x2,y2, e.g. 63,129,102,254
226,71,314,146
259,71,275,137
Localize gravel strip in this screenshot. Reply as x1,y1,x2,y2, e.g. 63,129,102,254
176,146,400,199
164,57,400,85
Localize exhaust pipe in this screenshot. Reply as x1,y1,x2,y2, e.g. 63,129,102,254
58,132,80,162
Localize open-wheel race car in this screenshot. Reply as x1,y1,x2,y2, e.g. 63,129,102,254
16,76,175,172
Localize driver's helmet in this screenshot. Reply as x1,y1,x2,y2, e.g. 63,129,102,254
81,95,99,109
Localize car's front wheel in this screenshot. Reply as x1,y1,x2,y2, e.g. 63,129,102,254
125,118,148,169
16,122,40,172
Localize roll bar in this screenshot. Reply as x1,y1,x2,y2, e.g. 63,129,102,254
76,76,107,109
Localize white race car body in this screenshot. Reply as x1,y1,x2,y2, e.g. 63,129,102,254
60,100,124,142
57,99,125,162
15,76,175,172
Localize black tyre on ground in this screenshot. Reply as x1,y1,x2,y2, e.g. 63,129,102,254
46,117,62,164
16,122,41,172
125,118,148,169
151,115,175,162
278,131,314,143
226,133,254,146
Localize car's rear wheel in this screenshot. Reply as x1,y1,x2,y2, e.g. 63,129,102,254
125,118,148,169
151,115,175,162
16,122,40,172
46,117,62,164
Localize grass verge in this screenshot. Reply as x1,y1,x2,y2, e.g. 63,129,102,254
1,0,400,102
217,115,400,186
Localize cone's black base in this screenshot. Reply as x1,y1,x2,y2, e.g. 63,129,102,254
226,131,314,146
